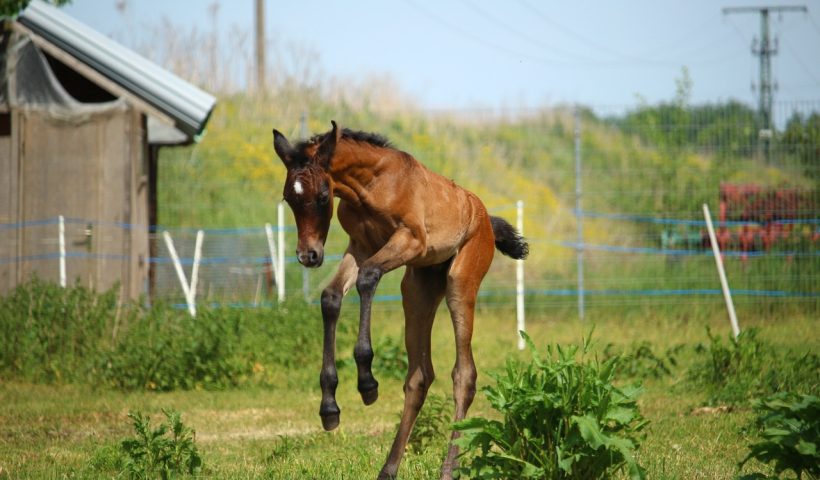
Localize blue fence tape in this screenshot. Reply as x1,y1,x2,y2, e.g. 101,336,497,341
557,241,820,258
167,287,819,310
576,210,820,227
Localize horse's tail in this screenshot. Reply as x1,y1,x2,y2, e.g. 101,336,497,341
490,216,529,260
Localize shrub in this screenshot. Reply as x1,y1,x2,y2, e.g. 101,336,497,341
453,332,647,480
336,334,409,381
120,409,202,479
0,278,121,383
602,341,683,380
98,306,250,391
738,393,820,480
689,327,820,405
407,393,451,455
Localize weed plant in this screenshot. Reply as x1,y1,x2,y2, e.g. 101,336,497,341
0,279,348,391
453,332,647,480
0,277,120,383
738,393,820,480
689,327,820,406
119,409,202,479
407,393,451,455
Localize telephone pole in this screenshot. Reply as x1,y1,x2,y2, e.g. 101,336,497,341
723,5,807,159
255,0,266,95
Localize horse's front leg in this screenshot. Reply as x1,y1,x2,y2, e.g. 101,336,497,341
318,252,358,430
355,228,426,406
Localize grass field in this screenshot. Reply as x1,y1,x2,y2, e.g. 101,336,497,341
1,300,816,479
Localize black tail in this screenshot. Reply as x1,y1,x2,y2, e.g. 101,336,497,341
490,216,529,260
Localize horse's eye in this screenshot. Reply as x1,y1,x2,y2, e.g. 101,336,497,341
319,191,330,205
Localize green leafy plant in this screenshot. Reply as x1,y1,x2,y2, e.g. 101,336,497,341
407,393,451,455
0,277,121,383
602,341,683,379
99,306,249,391
337,334,409,381
689,327,819,405
120,409,202,479
738,393,819,480
453,332,647,480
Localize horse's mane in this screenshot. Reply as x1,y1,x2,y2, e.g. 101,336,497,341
299,128,393,151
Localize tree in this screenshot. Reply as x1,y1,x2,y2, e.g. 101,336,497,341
0,0,71,18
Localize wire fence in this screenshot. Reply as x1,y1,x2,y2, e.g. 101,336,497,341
2,101,818,320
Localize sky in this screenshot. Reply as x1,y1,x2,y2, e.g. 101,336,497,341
62,0,820,112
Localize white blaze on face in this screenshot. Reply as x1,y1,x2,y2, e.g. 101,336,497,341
293,180,304,195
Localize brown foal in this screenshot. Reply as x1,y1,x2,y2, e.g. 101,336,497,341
272,121,528,479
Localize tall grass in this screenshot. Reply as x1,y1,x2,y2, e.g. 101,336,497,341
0,279,355,391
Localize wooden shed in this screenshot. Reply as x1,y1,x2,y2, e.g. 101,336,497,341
0,0,216,299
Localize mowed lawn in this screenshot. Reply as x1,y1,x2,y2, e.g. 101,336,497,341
1,304,816,479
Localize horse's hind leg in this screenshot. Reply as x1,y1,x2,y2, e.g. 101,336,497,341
378,266,446,480
441,224,494,480
318,251,358,431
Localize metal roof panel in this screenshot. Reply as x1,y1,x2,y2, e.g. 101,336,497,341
18,0,216,138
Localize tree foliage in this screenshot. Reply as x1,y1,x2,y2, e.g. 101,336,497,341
0,0,71,18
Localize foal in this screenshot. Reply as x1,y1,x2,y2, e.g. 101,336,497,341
272,121,528,479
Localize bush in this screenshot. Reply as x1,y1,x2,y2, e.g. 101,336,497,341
0,278,120,383
0,279,337,391
98,306,250,391
738,393,820,480
602,341,683,380
453,332,647,480
120,409,202,479
407,393,451,455
689,327,820,405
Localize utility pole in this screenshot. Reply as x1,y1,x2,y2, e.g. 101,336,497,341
255,0,266,95
723,5,807,160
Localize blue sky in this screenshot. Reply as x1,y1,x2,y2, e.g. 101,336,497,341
63,0,820,111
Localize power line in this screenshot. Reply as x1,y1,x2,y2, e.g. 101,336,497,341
516,0,652,63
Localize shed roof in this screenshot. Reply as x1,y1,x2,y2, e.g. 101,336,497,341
17,0,216,141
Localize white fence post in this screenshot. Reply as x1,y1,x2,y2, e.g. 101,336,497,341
574,105,585,321
516,200,526,350
264,201,287,303
58,215,66,288
189,230,204,311
265,222,285,303
163,230,201,317
278,202,286,301
702,204,740,339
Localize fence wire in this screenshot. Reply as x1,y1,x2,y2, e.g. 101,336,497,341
2,101,817,320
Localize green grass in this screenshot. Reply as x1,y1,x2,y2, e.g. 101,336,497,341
1,303,816,479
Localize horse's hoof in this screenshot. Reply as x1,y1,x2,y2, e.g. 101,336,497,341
320,412,340,431
360,387,379,406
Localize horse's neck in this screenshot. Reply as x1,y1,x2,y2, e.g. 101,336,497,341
330,144,402,205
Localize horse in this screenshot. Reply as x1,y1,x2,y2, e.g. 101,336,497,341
271,121,528,479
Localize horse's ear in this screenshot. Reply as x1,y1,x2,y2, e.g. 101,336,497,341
316,120,340,169
272,128,294,167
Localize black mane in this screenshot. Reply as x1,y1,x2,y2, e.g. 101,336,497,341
298,127,393,151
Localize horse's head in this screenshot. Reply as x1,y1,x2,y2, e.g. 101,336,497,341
272,121,341,268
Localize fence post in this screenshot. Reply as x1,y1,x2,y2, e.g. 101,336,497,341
189,230,204,313
516,200,526,350
278,202,286,300
163,230,196,317
703,204,740,339
58,215,66,288
574,105,585,321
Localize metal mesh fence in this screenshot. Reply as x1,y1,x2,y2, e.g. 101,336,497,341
3,101,817,320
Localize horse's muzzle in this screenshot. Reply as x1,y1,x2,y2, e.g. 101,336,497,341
297,247,323,268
